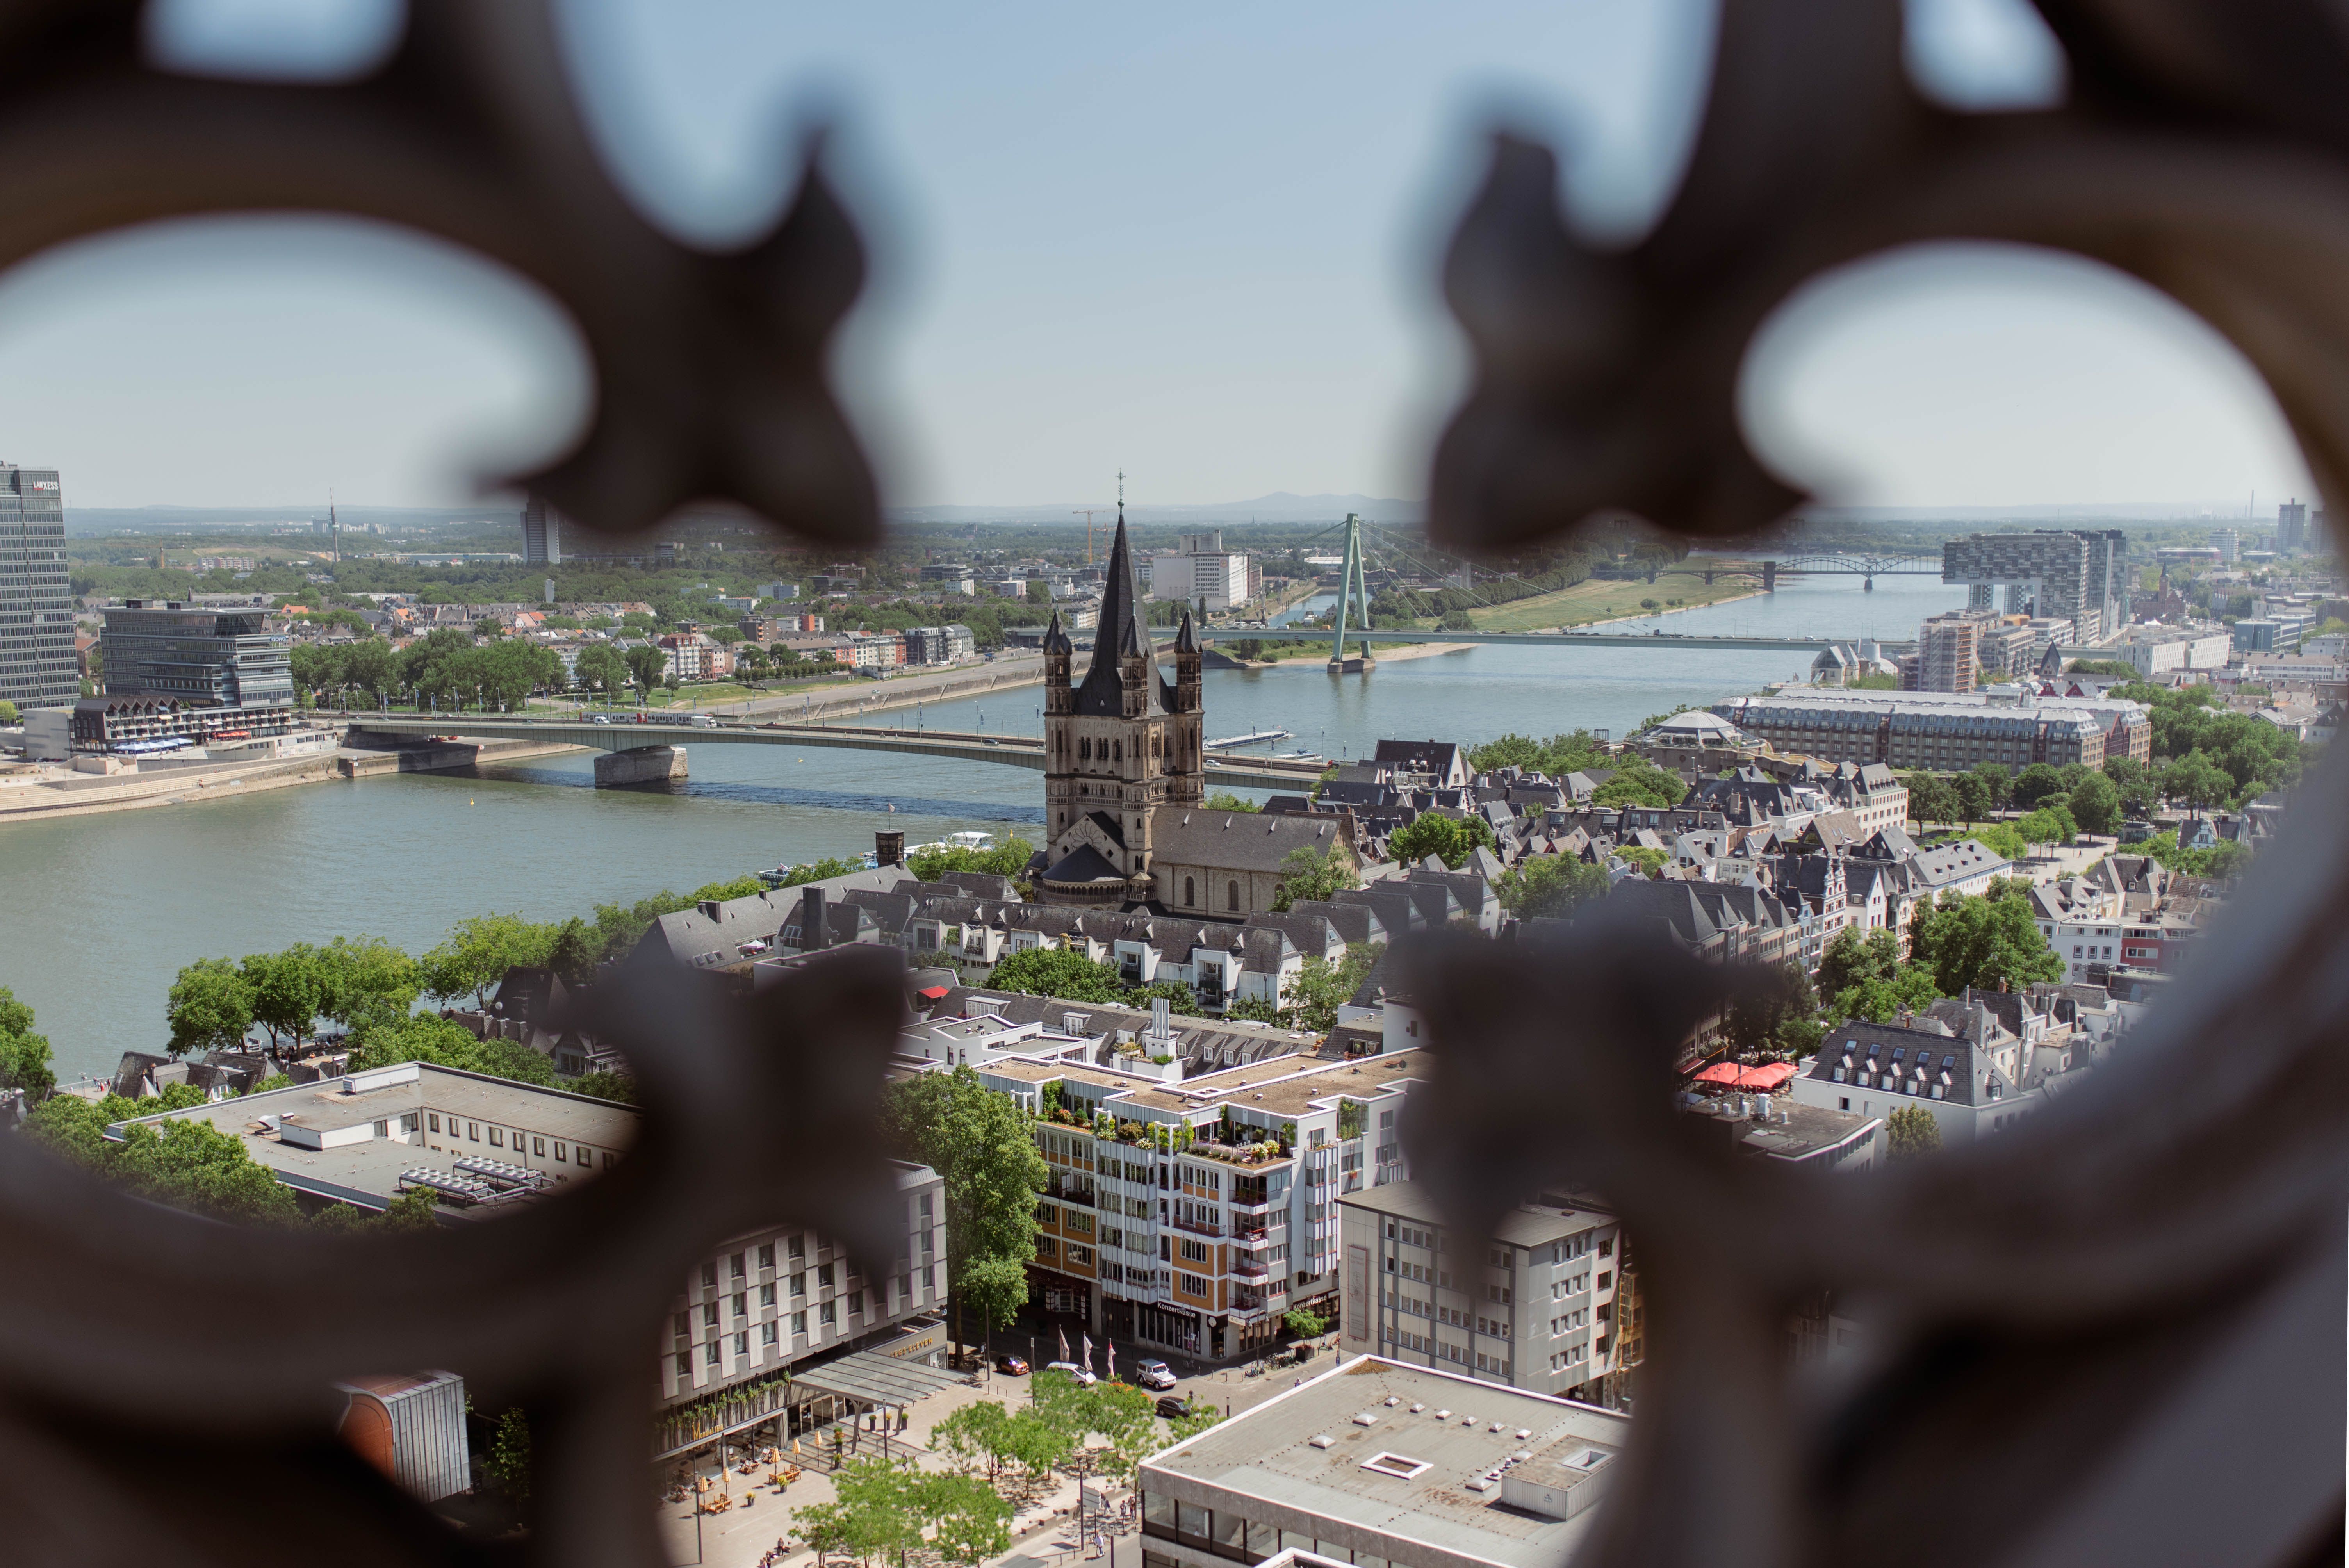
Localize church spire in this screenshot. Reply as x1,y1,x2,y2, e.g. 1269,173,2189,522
1075,483,1161,717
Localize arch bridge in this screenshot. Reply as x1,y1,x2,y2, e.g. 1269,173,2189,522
342,715,1331,792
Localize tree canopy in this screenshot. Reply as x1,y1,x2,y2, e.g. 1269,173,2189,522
880,1066,1047,1350
0,986,56,1099
1387,813,1497,870
985,946,1128,1005
1906,882,2063,996
1271,845,1358,909
1494,855,1609,919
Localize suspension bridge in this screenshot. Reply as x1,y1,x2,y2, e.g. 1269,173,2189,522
1296,513,1923,671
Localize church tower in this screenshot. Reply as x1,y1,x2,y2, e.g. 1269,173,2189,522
1037,502,1205,906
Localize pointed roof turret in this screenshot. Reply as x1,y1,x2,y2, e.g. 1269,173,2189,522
1175,608,1197,653
1076,504,1163,716
1043,609,1071,656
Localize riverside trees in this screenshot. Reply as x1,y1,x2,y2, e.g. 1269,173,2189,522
881,1066,1048,1358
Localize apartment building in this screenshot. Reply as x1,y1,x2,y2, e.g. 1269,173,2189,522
971,1048,1428,1360
1337,1183,1627,1405
1714,688,2152,771
1943,529,2128,641
1916,610,1985,693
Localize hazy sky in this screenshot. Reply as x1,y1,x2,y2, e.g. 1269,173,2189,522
0,0,2315,515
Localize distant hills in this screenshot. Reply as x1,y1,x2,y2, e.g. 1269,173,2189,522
887,492,1424,526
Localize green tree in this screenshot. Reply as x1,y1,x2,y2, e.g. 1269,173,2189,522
1948,771,1991,827
2066,770,2123,836
1615,845,1670,877
1590,757,1685,809
2160,750,2234,811
1201,791,1260,813
1815,928,1939,1025
345,1010,557,1087
881,1066,1048,1354
0,699,18,724
1387,813,1496,869
623,643,668,698
986,946,1127,1004
1968,762,2012,814
1126,980,1200,1016
241,946,328,1051
572,642,628,700
1494,855,1609,919
2010,763,2066,809
315,935,421,1026
1722,963,1821,1062
166,956,255,1058
0,986,56,1099
420,913,552,1007
483,1408,531,1499
1287,943,1383,1032
1283,1306,1326,1338
2102,756,2158,819
1906,883,2064,995
1033,1371,1159,1488
27,1094,304,1224
567,1070,638,1105
905,835,1034,881
1886,1105,1944,1161
1271,845,1358,909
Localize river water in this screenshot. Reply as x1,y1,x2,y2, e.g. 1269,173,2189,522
2,563,1962,1080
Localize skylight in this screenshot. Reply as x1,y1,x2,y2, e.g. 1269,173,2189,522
1360,1452,1433,1480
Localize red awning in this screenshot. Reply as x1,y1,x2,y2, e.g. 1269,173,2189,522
1690,1061,1796,1090
917,985,951,999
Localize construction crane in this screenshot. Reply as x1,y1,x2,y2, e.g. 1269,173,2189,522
1072,510,1100,564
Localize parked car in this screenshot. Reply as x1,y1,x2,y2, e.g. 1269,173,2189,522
994,1354,1030,1376
1155,1395,1205,1420
1044,1361,1096,1386
1134,1358,1178,1391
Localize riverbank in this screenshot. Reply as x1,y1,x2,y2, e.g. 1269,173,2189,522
1468,574,1764,633
0,752,343,824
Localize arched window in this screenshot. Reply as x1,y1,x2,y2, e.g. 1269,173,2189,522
1227,880,1240,911
1080,736,1090,761
1113,739,1122,762
1185,877,1196,906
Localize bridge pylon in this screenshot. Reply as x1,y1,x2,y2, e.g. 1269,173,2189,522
1327,512,1376,674
1763,561,1777,593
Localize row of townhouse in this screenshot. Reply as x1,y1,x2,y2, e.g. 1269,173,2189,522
1787,984,2122,1144
963,1047,1431,1361
2026,855,2216,982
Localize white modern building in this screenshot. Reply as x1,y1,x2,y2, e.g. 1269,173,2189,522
1338,1181,1626,1404
1150,531,1258,612
1140,1356,1636,1568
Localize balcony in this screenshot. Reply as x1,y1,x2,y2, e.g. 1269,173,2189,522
1229,1256,1269,1279
1171,1214,1223,1239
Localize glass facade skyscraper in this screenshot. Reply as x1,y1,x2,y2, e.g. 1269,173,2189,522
0,464,78,710
99,602,293,709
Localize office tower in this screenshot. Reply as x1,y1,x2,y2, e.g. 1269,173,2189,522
2278,499,2308,552
522,495,561,565
1941,530,2127,642
101,602,293,710
0,464,79,710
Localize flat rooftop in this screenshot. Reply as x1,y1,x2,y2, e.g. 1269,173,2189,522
1144,1356,1632,1568
1337,1181,1611,1251
1732,1100,1878,1160
1121,1049,1429,1116
111,1063,638,1216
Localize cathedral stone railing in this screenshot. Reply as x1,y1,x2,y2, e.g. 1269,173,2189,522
0,4,2340,1568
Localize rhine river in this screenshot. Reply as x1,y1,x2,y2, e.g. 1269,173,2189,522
2,566,1963,1080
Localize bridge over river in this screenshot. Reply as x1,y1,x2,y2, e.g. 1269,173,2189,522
343,715,1333,792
